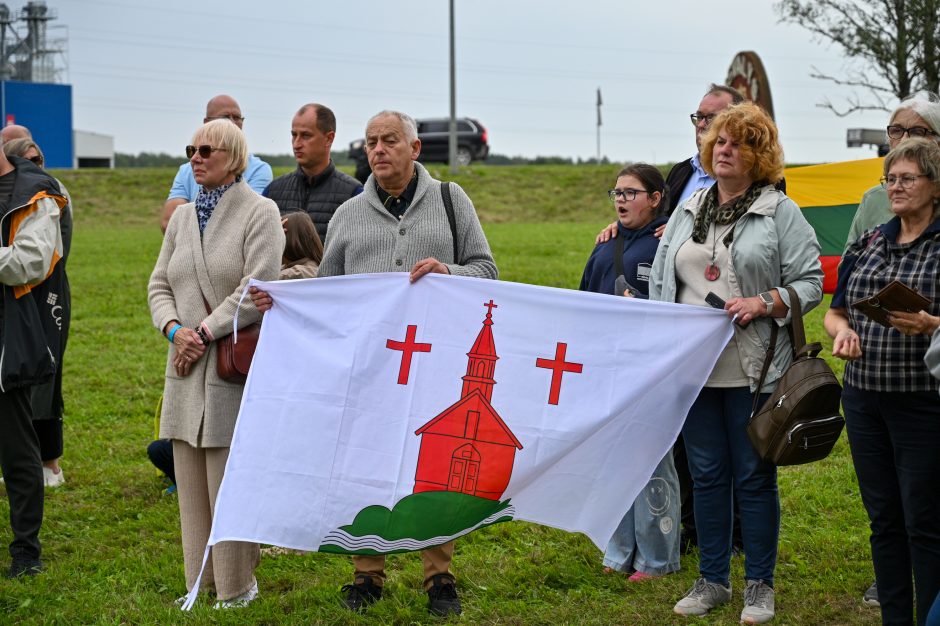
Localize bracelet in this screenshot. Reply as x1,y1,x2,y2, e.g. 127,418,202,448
167,324,182,343
194,326,210,346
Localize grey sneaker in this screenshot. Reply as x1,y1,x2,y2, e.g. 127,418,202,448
674,577,732,616
740,579,775,624
863,581,879,607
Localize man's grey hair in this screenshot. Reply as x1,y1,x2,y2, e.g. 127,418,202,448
367,110,418,143
705,83,745,105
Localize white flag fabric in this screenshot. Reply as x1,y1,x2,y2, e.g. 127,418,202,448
194,272,731,599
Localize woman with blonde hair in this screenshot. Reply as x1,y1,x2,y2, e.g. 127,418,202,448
650,102,823,624
148,119,284,608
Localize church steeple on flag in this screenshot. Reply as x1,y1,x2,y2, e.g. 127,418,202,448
461,299,499,401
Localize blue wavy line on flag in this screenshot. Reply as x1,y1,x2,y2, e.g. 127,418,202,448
318,505,515,554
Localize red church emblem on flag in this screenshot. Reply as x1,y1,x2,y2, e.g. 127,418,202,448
413,300,523,501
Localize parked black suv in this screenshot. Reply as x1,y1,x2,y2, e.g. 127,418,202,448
348,117,489,182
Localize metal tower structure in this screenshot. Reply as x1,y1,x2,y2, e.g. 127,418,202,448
0,1,66,83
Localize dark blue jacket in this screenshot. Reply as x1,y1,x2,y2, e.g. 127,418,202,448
579,215,668,297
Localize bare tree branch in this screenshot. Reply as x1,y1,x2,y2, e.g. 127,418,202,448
775,0,938,115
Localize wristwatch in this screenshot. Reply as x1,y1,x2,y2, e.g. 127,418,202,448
758,291,774,315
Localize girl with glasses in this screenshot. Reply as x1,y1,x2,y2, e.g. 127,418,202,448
580,164,679,583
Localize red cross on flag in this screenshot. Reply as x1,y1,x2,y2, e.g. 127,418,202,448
183,273,732,606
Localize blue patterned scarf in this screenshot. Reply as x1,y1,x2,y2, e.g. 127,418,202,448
194,177,240,235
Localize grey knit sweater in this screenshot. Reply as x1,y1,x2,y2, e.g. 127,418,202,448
319,162,497,279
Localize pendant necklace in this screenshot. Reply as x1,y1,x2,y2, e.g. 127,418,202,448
704,222,737,281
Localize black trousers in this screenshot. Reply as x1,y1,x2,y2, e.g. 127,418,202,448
0,388,43,560
844,385,940,626
32,419,63,462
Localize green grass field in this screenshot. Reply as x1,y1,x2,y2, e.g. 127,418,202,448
0,165,877,625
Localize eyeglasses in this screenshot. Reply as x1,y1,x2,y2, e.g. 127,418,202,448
690,113,717,127
886,124,938,140
880,174,929,189
186,144,227,159
205,114,245,123
608,188,649,202
28,155,43,167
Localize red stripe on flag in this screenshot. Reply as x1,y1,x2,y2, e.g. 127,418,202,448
821,255,841,294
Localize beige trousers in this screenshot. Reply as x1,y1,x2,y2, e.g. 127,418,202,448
352,541,454,590
173,441,259,600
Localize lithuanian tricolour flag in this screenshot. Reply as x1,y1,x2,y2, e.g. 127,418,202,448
786,157,885,293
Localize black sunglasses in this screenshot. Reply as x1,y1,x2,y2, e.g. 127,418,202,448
185,144,227,159
28,155,44,167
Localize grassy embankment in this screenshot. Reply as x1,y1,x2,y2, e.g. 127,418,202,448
0,164,874,625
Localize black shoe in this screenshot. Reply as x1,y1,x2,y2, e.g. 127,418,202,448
427,574,461,616
341,576,382,612
7,555,42,578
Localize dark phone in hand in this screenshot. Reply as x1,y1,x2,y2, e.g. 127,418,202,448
705,292,726,310
705,291,748,328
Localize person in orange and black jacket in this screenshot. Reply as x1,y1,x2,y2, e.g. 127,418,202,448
0,148,66,580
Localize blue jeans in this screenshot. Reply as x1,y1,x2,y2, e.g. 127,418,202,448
682,386,778,588
603,452,680,576
843,385,940,626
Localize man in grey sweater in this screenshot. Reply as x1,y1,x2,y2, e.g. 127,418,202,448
251,110,496,616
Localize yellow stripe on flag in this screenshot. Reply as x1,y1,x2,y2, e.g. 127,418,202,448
786,157,884,208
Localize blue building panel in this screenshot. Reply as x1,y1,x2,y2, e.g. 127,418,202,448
1,81,73,169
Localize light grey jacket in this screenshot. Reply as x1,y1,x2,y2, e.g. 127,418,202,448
319,162,497,279
927,327,940,387
148,182,285,447
649,185,824,392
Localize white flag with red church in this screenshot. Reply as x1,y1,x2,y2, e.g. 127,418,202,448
206,272,732,559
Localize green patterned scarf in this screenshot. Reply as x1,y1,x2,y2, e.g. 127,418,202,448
691,182,765,244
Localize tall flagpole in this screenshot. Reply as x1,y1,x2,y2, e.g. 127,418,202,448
448,0,458,174
596,87,602,162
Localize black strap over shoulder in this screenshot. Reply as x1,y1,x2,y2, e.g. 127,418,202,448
441,182,458,262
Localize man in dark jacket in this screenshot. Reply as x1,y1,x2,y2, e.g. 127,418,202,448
264,103,362,243
664,84,744,213
0,146,66,579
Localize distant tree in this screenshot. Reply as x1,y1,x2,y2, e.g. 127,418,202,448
115,152,184,167
775,0,940,115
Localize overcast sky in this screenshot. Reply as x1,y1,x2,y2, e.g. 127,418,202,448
54,0,892,164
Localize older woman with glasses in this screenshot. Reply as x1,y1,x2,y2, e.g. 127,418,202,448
650,102,823,624
845,91,940,247
3,138,44,168
148,119,284,608
841,90,940,610
826,138,940,626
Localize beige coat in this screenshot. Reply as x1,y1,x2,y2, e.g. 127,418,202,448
148,182,285,447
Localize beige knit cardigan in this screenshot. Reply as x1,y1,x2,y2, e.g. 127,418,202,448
148,181,285,447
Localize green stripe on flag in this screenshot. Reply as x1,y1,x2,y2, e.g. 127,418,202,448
801,204,858,256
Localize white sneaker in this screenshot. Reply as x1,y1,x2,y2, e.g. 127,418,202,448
213,579,258,609
43,467,65,487
674,577,732,616
740,579,775,624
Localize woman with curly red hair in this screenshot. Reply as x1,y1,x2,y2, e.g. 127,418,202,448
650,102,823,623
